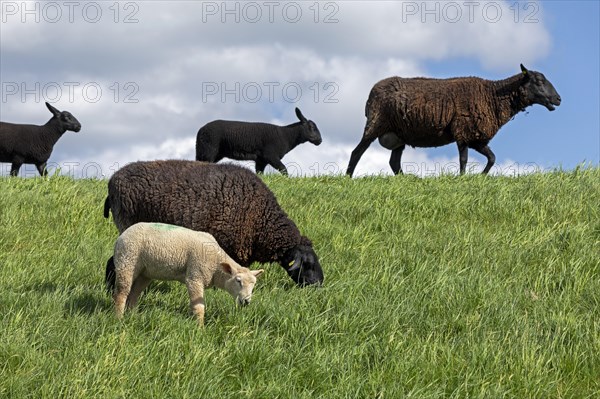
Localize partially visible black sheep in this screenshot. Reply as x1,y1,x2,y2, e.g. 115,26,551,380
104,160,324,287
346,64,561,176
196,107,322,175
0,102,82,176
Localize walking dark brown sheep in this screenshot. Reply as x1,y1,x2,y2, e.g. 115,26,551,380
346,64,561,176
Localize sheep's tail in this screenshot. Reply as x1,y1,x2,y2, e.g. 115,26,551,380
103,196,110,218
105,256,116,294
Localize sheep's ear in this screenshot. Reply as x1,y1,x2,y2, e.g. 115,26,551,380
251,269,264,278
520,64,529,76
295,107,307,123
220,262,235,275
45,102,61,117
288,253,302,271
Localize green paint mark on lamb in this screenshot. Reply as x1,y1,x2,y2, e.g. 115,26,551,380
150,223,183,231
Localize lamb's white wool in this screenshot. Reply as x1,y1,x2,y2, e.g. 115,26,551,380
112,222,263,326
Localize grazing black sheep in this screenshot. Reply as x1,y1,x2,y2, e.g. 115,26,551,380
346,64,561,176
104,160,324,287
0,102,82,176
196,107,322,175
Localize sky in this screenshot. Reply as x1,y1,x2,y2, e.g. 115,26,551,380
0,0,598,178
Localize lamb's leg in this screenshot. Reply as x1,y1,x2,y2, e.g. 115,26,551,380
126,275,152,309
457,142,469,175
347,137,376,177
10,162,23,177
186,280,206,326
113,277,133,319
35,162,48,177
389,145,405,175
470,143,496,175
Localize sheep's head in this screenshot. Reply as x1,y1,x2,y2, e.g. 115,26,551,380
221,262,264,306
46,102,82,132
295,107,322,145
519,64,561,111
282,242,324,287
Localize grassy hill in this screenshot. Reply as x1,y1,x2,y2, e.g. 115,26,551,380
1,169,599,398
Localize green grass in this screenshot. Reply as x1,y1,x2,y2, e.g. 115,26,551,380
1,169,599,398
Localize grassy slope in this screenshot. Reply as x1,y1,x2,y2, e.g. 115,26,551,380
0,169,599,398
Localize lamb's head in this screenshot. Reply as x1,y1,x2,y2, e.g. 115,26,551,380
519,64,561,111
46,102,82,132
220,262,264,306
295,107,322,145
281,241,324,287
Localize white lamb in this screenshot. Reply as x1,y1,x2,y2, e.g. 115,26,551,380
110,222,264,326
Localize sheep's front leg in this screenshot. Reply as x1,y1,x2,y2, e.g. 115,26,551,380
470,143,496,175
186,280,206,326
457,142,469,175
389,145,405,175
266,158,288,175
255,159,267,174
35,162,48,177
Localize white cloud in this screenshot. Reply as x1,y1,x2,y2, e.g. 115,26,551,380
0,1,553,178
10,136,546,180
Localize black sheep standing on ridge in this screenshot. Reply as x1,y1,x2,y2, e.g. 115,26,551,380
0,102,82,176
104,160,324,287
346,64,561,176
196,107,322,175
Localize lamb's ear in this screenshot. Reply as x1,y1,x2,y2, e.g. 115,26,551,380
220,262,235,275
520,64,529,77
295,107,307,123
251,269,264,278
45,102,61,117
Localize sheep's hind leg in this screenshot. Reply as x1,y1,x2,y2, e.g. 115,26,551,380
113,281,132,319
10,162,23,177
347,137,376,177
113,258,135,319
195,142,219,163
470,143,496,175
457,142,469,175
